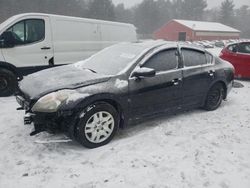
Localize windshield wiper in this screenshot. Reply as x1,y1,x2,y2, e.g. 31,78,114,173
85,68,97,73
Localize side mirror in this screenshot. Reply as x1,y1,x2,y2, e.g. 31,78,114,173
0,31,16,48
132,67,156,78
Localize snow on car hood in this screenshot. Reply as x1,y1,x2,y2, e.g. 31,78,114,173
19,65,111,99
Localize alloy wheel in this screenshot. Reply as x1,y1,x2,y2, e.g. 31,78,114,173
85,111,115,144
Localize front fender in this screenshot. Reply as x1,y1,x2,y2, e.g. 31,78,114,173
60,93,129,129
60,93,128,116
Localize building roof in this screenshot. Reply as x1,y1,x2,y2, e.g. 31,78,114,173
174,19,240,33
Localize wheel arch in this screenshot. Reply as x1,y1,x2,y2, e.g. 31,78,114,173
210,80,227,99
91,98,126,129
71,94,128,129
0,61,20,79
202,80,227,107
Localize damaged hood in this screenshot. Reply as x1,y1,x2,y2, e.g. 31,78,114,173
19,64,111,99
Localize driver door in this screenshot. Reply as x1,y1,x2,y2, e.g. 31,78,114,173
128,48,183,118
1,16,53,68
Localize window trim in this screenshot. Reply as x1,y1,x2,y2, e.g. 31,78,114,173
6,18,45,46
205,51,215,65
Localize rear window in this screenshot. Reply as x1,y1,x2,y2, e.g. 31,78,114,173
205,52,213,64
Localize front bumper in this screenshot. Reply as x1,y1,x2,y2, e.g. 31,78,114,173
16,95,76,137
16,95,30,111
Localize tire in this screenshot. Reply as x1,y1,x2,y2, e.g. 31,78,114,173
0,68,17,97
204,83,224,111
75,102,119,149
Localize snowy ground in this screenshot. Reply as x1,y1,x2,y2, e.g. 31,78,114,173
0,81,250,188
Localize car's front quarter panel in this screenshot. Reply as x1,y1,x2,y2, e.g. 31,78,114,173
58,75,129,112
17,74,130,136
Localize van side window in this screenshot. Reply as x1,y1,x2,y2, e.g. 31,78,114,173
182,48,207,66
143,49,178,72
7,19,45,45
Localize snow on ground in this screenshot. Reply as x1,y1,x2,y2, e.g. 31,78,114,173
0,81,250,188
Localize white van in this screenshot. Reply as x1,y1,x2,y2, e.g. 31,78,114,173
0,13,137,96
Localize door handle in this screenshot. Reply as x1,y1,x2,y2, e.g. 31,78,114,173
41,47,51,50
172,78,181,86
208,70,215,77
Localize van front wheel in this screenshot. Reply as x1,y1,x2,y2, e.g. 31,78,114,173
0,68,17,97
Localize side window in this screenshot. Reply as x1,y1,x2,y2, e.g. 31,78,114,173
238,43,250,54
8,21,25,43
143,49,178,72
205,52,213,64
227,44,238,53
7,19,45,45
182,49,207,67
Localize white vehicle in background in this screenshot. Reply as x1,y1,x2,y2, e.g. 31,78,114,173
0,13,137,96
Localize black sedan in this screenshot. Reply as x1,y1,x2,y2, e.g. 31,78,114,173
16,41,234,148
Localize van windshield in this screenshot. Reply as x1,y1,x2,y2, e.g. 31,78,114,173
74,44,146,75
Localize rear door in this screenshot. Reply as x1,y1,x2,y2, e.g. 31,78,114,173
128,48,183,118
181,48,210,108
1,16,53,68
223,43,240,66
236,42,250,77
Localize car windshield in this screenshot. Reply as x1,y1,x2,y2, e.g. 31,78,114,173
75,43,146,75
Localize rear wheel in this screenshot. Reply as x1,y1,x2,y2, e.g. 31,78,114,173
0,68,17,97
75,102,119,148
204,83,224,111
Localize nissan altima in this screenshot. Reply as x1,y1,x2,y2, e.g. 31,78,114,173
16,41,234,148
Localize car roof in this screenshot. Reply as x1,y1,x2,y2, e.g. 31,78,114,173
129,40,171,49
225,41,250,47
118,40,206,55
129,40,205,51
178,43,205,52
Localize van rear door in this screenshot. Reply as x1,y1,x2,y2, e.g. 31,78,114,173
1,16,54,70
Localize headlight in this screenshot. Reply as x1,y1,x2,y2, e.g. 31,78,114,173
31,90,82,113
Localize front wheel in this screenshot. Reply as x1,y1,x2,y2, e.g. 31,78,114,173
0,68,17,97
75,102,119,148
203,83,224,111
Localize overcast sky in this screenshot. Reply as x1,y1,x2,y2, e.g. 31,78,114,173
112,0,250,9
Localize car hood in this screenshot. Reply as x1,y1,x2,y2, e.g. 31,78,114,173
19,64,111,99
